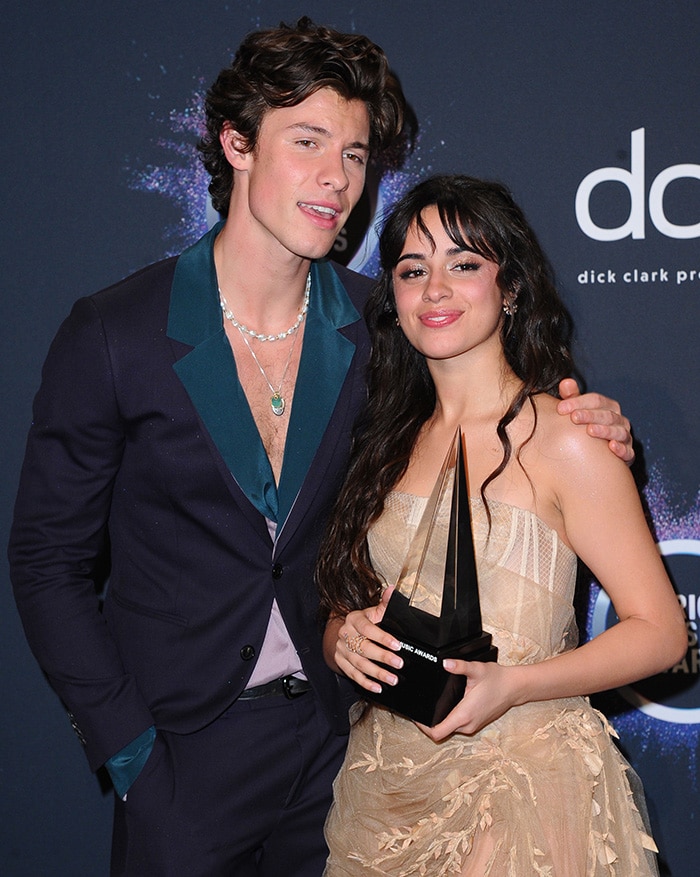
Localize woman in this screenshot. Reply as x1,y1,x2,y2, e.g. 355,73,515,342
317,175,686,876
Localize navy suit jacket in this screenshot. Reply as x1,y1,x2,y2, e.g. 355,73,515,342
9,226,371,772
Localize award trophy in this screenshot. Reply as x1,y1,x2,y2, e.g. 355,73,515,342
365,429,497,726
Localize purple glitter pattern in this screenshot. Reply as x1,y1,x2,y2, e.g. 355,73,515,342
126,85,211,255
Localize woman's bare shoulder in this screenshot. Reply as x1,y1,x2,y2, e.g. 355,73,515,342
520,393,632,503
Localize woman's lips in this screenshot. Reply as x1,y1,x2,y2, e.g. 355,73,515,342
418,310,462,327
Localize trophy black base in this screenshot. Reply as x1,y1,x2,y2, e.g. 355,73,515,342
362,630,498,727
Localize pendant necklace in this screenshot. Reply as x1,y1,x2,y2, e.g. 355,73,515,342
219,272,310,417
238,326,300,416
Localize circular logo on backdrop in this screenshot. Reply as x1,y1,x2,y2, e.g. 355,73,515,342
590,538,700,723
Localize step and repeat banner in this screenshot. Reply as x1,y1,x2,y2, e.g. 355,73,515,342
2,2,698,874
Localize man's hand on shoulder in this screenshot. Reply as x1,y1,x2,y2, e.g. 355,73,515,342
556,378,634,464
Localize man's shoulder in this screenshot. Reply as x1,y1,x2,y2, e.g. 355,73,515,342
325,260,374,307
92,254,179,308
327,261,373,289
74,254,183,337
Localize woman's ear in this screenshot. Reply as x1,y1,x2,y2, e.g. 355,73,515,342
501,279,521,317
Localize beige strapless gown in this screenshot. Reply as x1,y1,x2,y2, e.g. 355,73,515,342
324,494,659,876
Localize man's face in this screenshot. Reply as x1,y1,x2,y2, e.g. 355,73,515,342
227,88,371,263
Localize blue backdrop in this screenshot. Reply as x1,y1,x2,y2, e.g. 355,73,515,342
2,2,698,874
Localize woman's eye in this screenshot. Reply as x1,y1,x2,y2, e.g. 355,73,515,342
397,267,426,280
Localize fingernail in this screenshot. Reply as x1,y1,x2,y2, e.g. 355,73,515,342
443,659,456,671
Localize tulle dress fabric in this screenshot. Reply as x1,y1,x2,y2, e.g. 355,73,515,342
324,493,659,876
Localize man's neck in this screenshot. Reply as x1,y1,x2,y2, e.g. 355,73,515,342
213,220,312,335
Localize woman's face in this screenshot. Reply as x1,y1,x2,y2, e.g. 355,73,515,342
392,205,506,366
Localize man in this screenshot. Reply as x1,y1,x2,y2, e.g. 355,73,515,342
8,17,633,877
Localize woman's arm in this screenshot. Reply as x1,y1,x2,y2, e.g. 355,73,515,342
425,424,686,741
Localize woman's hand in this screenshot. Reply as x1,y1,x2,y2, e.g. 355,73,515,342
327,588,404,694
418,659,522,742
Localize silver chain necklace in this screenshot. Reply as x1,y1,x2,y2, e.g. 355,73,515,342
237,324,301,416
219,271,311,342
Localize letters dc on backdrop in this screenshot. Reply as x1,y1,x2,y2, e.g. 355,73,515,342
576,128,700,241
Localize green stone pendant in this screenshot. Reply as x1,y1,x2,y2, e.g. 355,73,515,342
271,393,285,416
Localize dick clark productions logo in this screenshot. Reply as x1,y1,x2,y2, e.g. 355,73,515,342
575,128,700,241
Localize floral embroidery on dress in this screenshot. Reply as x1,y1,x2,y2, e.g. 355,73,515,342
324,497,659,876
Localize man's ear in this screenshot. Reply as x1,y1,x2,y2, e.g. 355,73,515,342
220,122,252,170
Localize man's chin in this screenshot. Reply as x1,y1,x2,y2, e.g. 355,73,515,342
292,239,341,262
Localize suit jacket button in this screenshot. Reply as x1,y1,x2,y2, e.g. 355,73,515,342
272,564,283,580
240,645,255,661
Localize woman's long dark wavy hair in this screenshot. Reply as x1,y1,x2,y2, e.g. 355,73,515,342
317,175,577,619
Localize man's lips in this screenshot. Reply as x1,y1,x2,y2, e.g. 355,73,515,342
418,310,462,327
298,201,342,226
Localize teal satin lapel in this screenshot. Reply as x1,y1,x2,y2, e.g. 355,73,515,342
167,229,360,526
167,222,224,344
172,331,280,520
167,223,278,520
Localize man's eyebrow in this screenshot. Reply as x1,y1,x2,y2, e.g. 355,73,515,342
288,123,369,151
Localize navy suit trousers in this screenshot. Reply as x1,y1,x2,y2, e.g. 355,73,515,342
111,691,348,876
